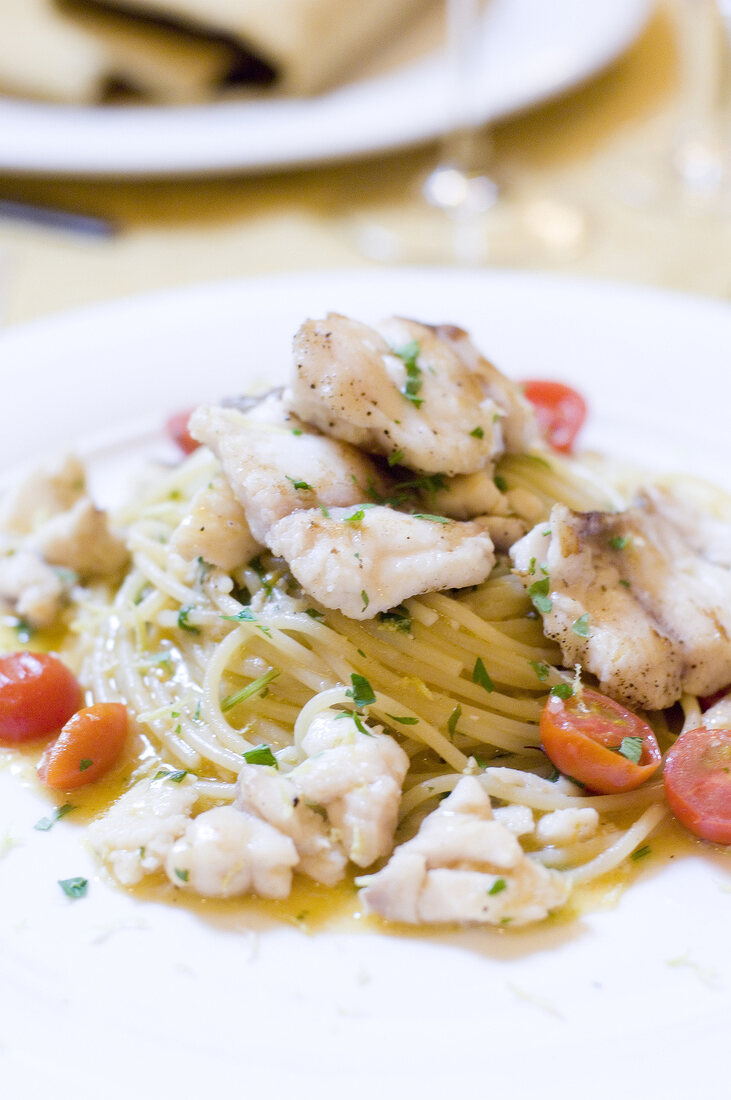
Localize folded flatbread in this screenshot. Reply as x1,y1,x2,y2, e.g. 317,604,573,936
0,0,433,104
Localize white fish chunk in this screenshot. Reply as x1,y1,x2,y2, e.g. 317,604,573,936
535,807,599,846
236,712,409,881
0,548,65,629
266,505,495,619
236,765,347,886
359,777,568,926
33,498,128,578
0,454,86,535
170,475,260,572
296,711,409,868
87,775,199,887
511,488,731,710
165,805,299,900
189,401,390,544
288,314,536,476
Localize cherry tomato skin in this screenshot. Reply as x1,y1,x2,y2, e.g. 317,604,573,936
521,380,587,453
165,409,198,455
38,703,129,789
663,727,731,844
0,652,82,744
540,687,662,794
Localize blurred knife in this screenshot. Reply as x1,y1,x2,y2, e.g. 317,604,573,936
0,197,117,237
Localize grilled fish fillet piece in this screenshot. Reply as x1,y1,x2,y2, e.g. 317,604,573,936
266,505,495,620
188,400,391,545
510,488,731,711
288,314,537,477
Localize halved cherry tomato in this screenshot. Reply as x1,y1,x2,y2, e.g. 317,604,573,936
540,687,662,793
663,726,731,844
165,409,198,455
38,703,128,789
521,380,587,453
0,651,82,744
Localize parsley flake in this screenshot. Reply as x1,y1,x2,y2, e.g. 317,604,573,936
59,876,88,899
610,535,630,550
305,607,325,622
221,668,281,712
34,803,74,831
346,673,376,709
529,660,550,682
177,605,200,634
385,713,419,725
174,868,190,882
470,426,484,439
379,605,412,633
242,744,279,768
411,513,451,524
361,589,370,611
388,449,405,467
472,657,495,693
631,844,651,861
392,340,423,407
488,878,507,896
79,759,93,772
285,475,314,492
571,613,590,637
618,735,644,765
447,705,462,740
527,577,552,614
494,475,508,493
550,683,574,700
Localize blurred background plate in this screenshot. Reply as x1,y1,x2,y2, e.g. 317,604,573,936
0,0,652,177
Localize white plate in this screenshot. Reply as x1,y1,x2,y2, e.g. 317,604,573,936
1,268,730,1100
0,0,652,177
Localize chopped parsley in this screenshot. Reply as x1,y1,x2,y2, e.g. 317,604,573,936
411,513,451,524
447,705,462,739
550,683,574,700
488,878,507,896
472,657,495,693
379,605,412,633
346,673,376,709
361,589,370,612
385,713,419,725
619,578,631,589
34,803,74,831
571,613,590,637
305,607,325,622
285,475,314,492
494,475,508,493
609,534,630,550
154,768,189,783
527,577,552,614
392,340,423,408
470,426,484,439
222,606,272,637
529,660,550,682
221,668,281,712
79,759,93,772
388,449,405,467
631,844,651,861
617,735,644,765
242,744,279,768
174,868,190,882
177,605,200,634
59,876,88,900
344,504,376,524
335,709,371,735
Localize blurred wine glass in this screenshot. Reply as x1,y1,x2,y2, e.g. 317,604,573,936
355,0,586,265
622,0,730,212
